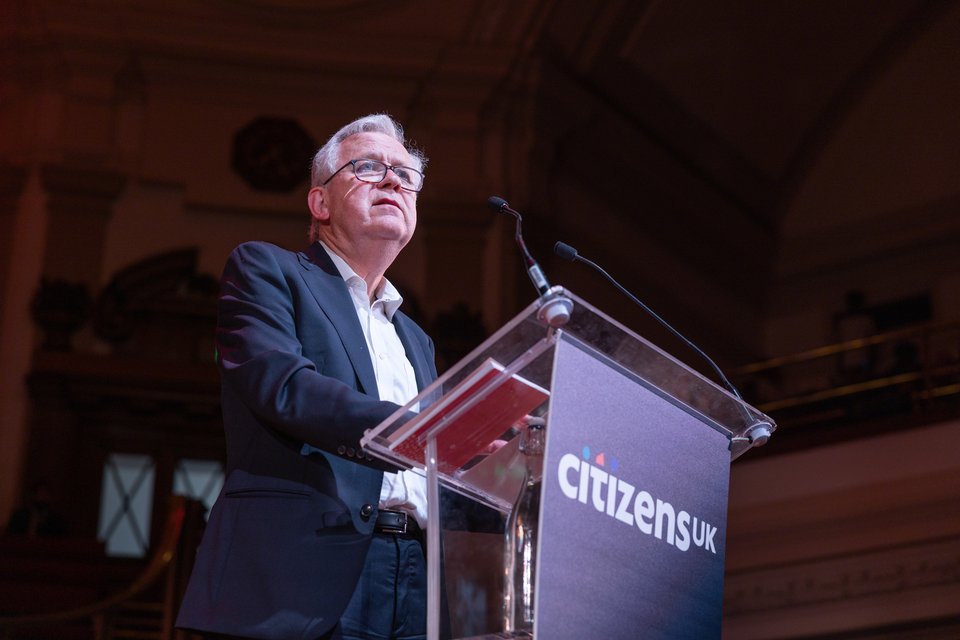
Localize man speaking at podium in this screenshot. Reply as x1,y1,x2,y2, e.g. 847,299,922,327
177,114,438,640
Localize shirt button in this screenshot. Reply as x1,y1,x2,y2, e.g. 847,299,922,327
360,503,374,519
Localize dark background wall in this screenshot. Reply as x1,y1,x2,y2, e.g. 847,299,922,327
2,1,959,636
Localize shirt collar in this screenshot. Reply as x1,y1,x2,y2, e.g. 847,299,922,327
318,241,404,319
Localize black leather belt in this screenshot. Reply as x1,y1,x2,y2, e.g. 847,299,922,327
374,509,423,539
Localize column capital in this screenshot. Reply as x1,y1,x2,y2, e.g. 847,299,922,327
0,163,29,202
37,164,127,287
40,164,126,208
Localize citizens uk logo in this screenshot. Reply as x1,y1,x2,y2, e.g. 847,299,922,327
556,445,719,554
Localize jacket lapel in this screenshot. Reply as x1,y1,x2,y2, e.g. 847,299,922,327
297,244,380,399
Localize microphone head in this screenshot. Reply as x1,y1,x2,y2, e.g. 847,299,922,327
486,196,509,213
554,241,579,262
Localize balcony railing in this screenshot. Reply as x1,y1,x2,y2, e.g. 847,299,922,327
730,320,960,430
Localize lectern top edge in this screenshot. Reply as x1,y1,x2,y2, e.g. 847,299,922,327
362,288,775,471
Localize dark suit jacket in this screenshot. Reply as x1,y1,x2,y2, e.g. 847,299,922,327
176,241,437,640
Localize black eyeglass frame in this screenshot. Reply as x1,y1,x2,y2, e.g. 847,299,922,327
320,158,425,192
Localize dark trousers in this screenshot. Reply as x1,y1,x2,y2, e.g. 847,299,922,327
336,533,427,640
203,533,427,640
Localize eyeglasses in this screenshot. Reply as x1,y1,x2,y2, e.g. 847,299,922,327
322,158,425,192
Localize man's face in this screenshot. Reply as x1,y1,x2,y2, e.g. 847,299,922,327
313,132,419,250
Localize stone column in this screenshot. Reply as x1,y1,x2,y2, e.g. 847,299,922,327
0,163,30,522
39,164,126,288
28,165,124,351
0,164,29,318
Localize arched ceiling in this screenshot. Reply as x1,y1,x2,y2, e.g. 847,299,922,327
7,0,951,232
488,0,959,361
4,0,957,360
525,0,950,230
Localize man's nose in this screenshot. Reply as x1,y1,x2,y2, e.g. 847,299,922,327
378,168,404,190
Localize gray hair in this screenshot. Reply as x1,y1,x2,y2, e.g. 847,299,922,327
310,113,427,188
308,114,427,243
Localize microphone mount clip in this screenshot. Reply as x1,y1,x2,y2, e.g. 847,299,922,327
536,286,574,328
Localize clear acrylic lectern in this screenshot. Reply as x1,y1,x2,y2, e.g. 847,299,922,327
361,288,774,639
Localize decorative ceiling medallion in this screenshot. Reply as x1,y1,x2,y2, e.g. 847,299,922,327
231,116,316,193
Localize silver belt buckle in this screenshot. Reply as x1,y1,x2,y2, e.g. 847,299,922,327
392,511,408,534
380,509,408,534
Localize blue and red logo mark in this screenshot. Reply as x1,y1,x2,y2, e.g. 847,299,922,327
581,445,619,473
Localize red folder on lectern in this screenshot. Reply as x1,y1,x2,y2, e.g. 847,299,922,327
392,358,548,472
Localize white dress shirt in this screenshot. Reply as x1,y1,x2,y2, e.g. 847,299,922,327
320,242,428,527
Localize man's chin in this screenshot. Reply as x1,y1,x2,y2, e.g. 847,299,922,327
368,224,413,245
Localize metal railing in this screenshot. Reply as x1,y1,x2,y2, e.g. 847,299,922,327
730,320,960,423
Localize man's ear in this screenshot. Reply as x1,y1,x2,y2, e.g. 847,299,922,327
307,187,330,223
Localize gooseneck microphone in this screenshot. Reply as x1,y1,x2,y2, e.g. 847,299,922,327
554,241,745,402
487,196,551,296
